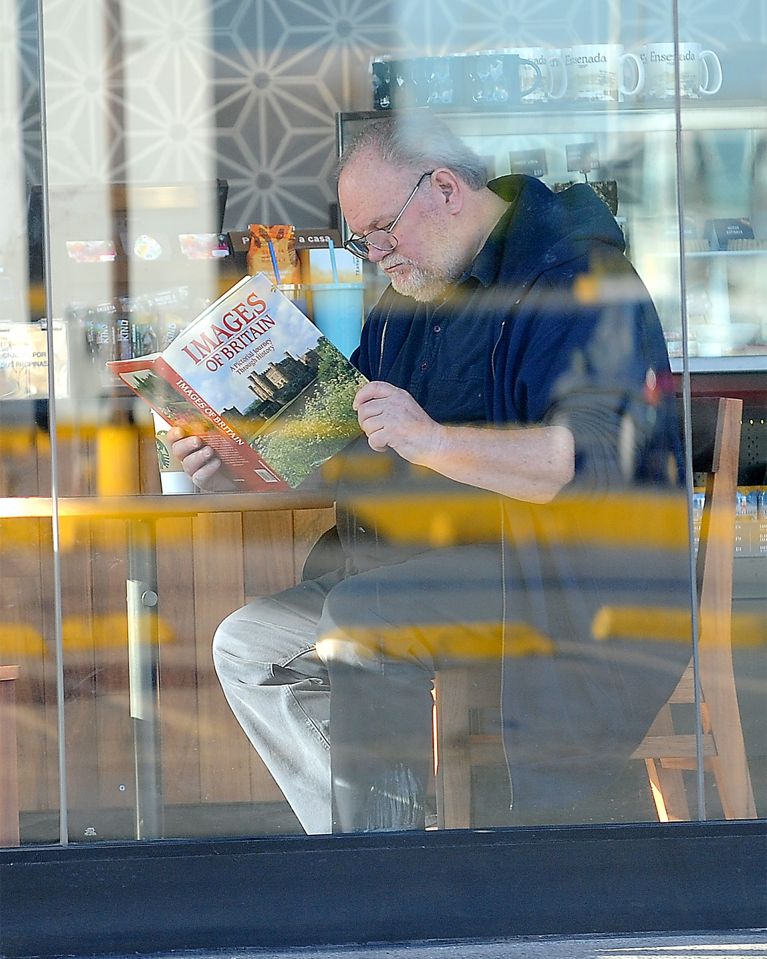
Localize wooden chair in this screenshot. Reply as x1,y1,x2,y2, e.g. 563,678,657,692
0,664,20,846
626,397,755,821
433,397,756,827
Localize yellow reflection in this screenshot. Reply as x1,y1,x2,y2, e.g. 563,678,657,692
96,426,141,496
62,611,174,650
0,623,44,657
0,612,174,657
594,606,766,649
318,621,554,661
347,490,691,550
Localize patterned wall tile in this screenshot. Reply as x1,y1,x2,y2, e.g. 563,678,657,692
209,0,403,228
15,0,44,183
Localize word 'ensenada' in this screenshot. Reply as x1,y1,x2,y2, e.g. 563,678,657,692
649,50,696,62
566,52,607,65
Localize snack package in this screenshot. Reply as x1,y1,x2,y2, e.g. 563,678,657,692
246,224,302,285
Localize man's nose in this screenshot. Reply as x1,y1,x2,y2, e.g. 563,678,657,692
367,244,387,264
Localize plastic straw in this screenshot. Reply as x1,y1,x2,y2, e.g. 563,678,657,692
266,239,282,285
327,238,339,284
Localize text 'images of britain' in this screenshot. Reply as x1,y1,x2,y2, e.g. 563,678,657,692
108,272,367,490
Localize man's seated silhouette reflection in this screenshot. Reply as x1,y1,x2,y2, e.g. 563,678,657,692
171,114,691,834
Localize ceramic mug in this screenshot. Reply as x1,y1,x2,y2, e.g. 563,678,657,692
371,56,392,109
151,410,196,494
505,47,567,102
564,43,644,101
641,42,722,99
462,51,544,106
423,55,464,107
386,56,460,109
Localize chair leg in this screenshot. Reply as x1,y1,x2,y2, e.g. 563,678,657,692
645,760,670,821
638,701,691,822
434,669,472,829
0,666,20,846
653,762,691,822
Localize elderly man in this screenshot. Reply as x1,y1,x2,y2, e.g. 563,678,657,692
171,114,690,834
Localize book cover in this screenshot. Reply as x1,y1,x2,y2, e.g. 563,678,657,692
108,273,366,490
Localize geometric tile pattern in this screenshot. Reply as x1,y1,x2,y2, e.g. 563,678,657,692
17,0,767,233
8,0,43,184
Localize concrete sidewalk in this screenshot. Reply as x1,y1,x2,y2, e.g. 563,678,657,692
85,931,767,959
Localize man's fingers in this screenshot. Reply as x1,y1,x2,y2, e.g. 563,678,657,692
353,380,396,410
170,434,204,461
166,426,187,443
356,398,386,423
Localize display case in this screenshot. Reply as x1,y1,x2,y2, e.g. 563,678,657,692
337,105,767,374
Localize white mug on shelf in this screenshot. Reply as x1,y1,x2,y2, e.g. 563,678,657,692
563,43,644,102
504,47,567,101
641,42,722,99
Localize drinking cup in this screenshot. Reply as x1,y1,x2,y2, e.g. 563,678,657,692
422,55,463,107
152,410,196,494
564,43,644,101
389,58,430,109
641,42,722,99
371,57,392,110
505,47,567,102
462,52,544,106
309,283,365,360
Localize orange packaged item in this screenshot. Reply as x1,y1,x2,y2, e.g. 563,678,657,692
246,224,302,286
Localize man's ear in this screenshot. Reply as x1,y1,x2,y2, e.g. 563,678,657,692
432,168,464,214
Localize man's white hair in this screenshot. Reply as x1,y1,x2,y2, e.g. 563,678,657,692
337,112,487,190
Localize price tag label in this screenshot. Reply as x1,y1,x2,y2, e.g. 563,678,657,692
508,149,548,178
566,142,599,173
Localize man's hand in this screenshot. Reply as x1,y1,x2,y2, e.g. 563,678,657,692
353,381,445,466
353,380,575,504
168,427,237,492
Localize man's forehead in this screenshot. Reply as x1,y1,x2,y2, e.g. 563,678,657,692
339,153,410,231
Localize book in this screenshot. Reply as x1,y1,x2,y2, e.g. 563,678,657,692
108,272,367,490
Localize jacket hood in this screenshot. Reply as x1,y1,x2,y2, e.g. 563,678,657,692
484,174,625,294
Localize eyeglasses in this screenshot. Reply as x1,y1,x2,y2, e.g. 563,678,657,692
343,170,434,261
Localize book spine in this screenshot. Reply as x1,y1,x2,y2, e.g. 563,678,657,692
151,356,289,492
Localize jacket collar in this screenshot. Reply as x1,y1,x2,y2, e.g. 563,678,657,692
464,176,525,287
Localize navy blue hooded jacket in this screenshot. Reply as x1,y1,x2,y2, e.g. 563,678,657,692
352,173,683,493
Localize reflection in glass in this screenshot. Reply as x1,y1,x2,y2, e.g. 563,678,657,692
4,0,764,848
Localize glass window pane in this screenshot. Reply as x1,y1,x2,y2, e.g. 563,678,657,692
6,0,762,850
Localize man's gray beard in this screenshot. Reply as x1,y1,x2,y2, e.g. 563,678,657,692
387,260,461,303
